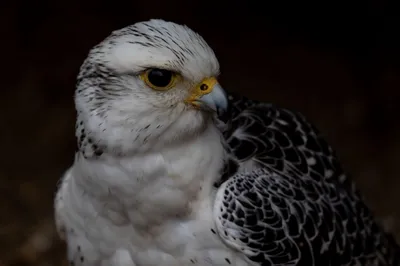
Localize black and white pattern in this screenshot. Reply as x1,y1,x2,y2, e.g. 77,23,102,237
214,93,400,265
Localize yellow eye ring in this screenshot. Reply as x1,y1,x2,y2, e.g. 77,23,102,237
140,68,178,91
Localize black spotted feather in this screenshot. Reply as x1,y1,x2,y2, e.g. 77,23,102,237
214,93,400,266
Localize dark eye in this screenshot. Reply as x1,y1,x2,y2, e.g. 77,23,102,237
141,68,177,91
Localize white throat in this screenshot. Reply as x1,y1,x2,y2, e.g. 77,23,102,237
67,121,225,231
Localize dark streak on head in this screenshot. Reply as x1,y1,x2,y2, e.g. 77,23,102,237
74,19,217,159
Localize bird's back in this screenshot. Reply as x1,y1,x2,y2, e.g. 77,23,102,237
216,93,400,265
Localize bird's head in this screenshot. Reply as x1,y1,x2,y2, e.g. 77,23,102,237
75,19,228,157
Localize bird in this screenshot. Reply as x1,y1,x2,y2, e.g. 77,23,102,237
54,19,400,266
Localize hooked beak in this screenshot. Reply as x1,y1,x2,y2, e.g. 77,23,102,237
185,77,228,116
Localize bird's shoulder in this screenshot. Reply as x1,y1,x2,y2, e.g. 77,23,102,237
212,93,399,265
217,92,350,189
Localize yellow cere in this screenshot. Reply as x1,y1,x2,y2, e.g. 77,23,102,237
185,77,218,104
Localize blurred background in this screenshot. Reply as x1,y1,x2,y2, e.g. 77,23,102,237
1,1,399,265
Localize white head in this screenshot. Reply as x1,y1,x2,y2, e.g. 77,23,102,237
74,19,228,157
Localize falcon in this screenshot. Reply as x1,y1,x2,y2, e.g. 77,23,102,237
55,19,400,266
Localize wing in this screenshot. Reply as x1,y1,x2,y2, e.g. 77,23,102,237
55,168,100,266
55,168,73,240
213,93,400,266
55,167,120,266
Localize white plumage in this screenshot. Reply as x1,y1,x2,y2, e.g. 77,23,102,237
55,19,248,265
55,19,400,266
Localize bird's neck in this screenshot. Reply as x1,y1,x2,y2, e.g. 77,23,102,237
69,123,225,228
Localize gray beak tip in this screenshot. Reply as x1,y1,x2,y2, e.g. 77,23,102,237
198,83,228,115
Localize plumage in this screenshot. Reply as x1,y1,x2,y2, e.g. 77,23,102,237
216,95,400,265
55,19,400,266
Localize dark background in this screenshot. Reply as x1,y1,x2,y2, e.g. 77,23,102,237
1,1,399,265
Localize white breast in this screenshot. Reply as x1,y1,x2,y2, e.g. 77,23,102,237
55,125,251,265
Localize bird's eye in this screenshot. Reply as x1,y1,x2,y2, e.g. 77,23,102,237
141,68,177,91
